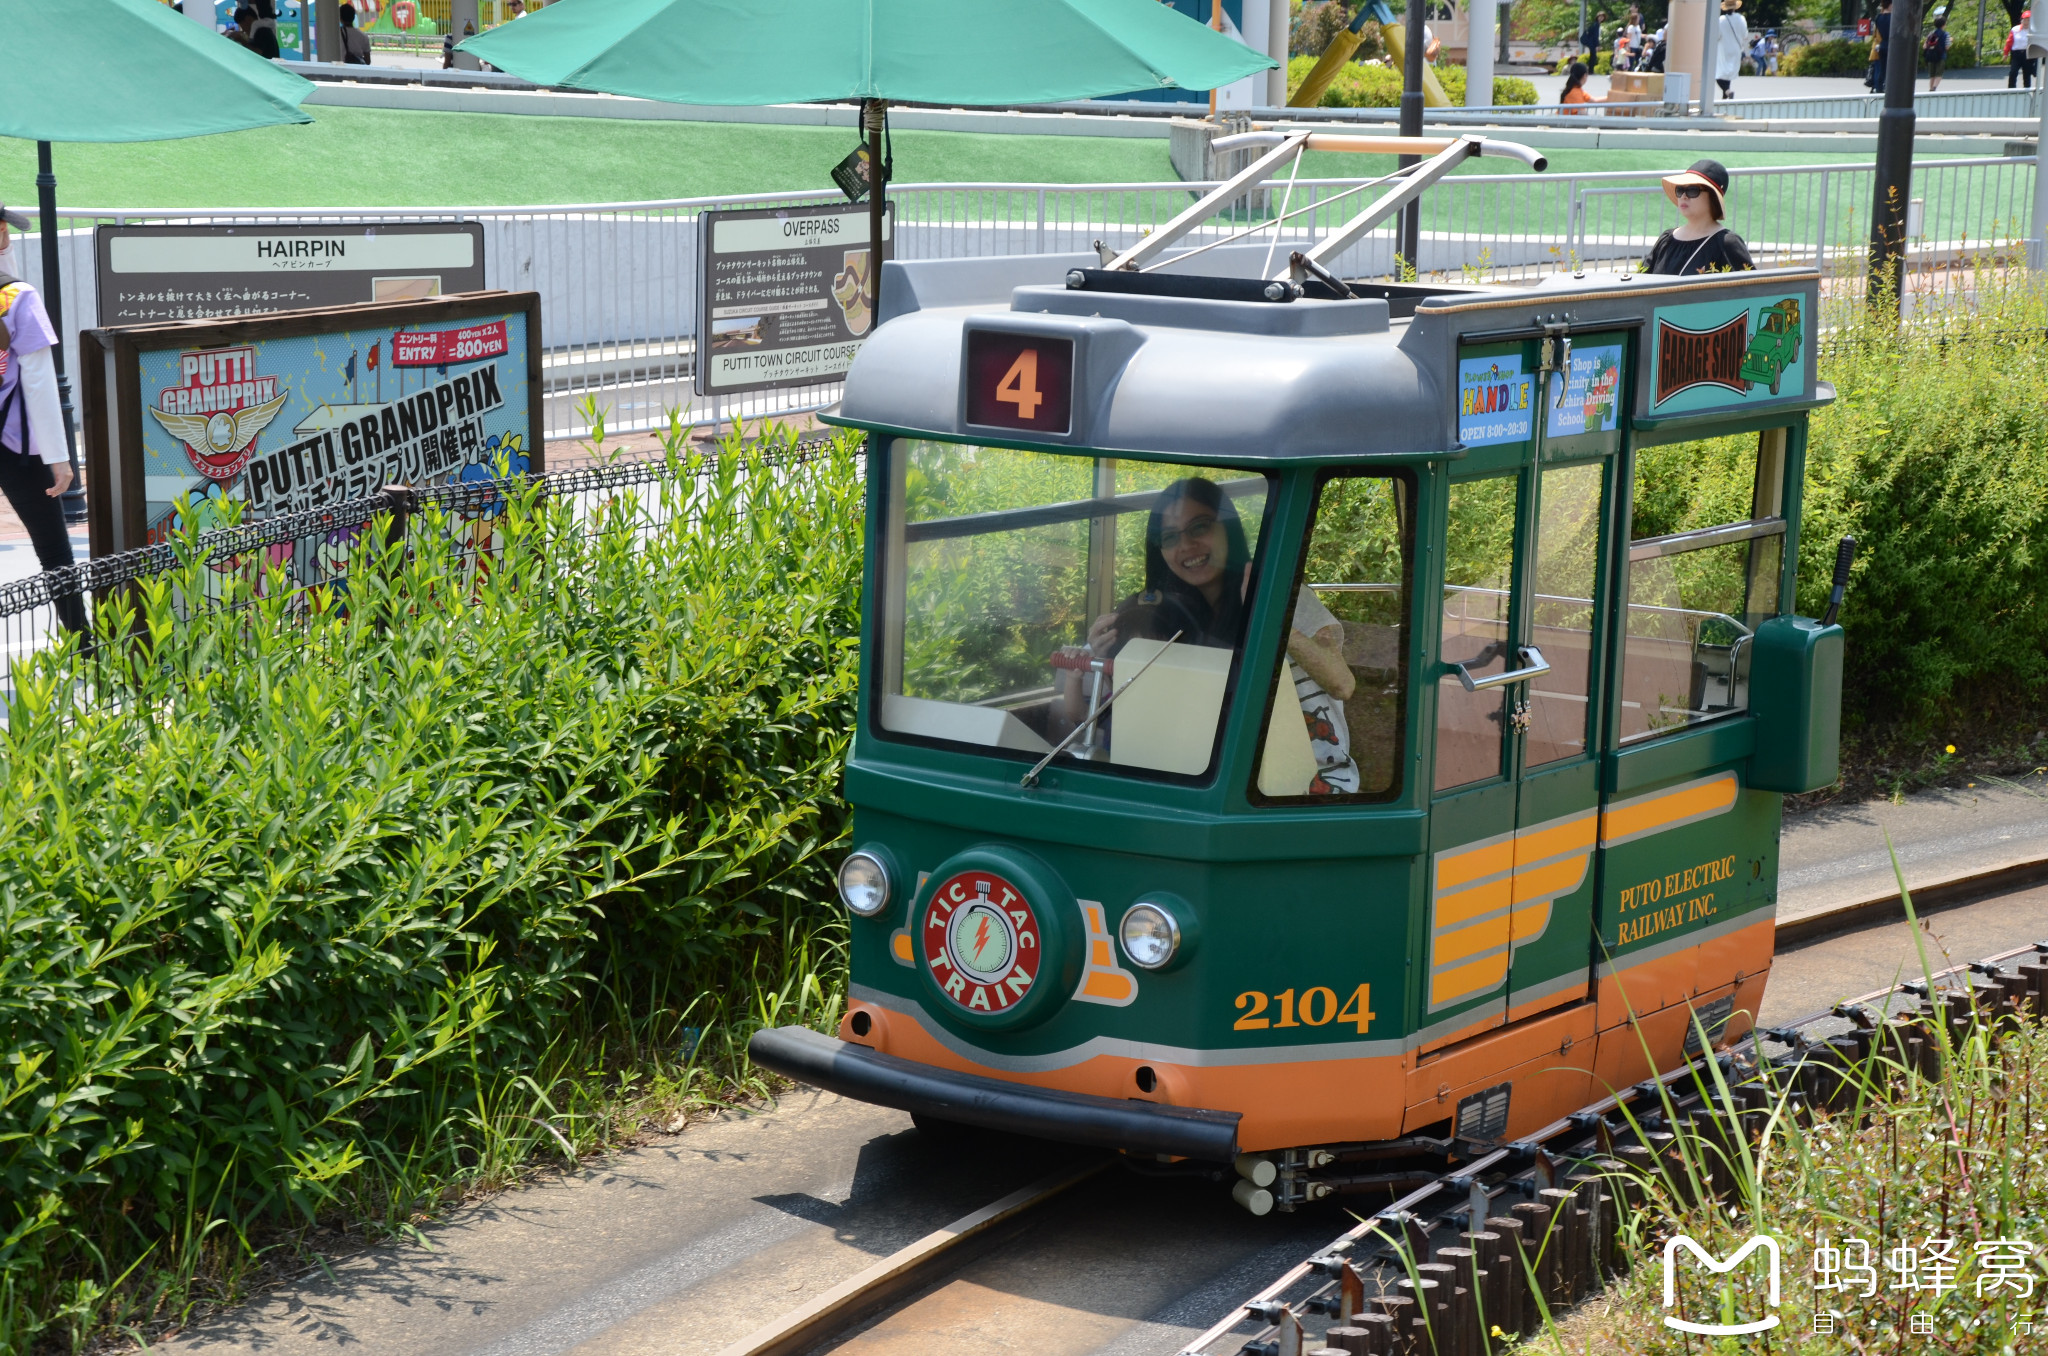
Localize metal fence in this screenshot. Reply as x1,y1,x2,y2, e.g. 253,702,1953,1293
21,155,2031,448
1715,85,2045,120
0,438,835,709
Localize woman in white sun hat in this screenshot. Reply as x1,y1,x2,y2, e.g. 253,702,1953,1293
1641,159,1755,275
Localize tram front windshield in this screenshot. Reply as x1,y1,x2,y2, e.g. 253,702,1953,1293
877,440,1271,779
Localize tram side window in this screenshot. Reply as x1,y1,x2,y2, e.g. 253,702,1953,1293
878,439,1272,779
1254,473,1412,801
1620,429,1788,743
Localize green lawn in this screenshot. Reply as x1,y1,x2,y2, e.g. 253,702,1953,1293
0,106,1173,209
0,104,1997,210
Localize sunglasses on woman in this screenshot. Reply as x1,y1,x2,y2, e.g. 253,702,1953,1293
1674,185,1710,200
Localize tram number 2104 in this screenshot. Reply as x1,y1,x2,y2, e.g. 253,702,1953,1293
1234,984,1376,1033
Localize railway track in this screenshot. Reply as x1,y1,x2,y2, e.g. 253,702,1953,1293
722,936,2048,1356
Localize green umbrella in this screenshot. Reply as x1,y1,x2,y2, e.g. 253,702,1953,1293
460,0,1275,106
463,0,1275,322
0,0,314,518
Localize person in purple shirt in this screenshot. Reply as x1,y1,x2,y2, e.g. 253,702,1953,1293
0,205,87,633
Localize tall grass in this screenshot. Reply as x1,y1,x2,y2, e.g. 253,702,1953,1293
1522,868,2048,1353
0,427,864,1350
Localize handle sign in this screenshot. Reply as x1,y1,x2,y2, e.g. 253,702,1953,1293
966,331,1073,434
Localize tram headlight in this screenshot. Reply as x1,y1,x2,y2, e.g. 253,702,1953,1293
1119,901,1182,970
838,851,893,917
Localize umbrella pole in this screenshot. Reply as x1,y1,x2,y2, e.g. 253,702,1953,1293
35,143,85,526
865,99,889,324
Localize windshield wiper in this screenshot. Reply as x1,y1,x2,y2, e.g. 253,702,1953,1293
1021,631,1184,789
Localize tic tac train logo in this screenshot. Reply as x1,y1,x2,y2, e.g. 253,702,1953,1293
1662,1234,1782,1336
921,869,1042,1014
147,345,288,482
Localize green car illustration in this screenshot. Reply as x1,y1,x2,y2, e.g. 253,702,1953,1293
1740,299,1803,395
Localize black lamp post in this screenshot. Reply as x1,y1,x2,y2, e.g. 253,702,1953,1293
1398,0,1426,271
34,141,85,525
1867,0,1921,316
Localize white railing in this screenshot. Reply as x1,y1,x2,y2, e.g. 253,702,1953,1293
1716,85,2045,120
22,155,2031,446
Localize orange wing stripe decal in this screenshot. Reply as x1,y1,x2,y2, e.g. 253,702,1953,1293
1434,875,1514,929
1601,772,1739,847
1430,954,1510,1008
1431,914,1513,966
1427,810,1595,1012
1434,838,1516,892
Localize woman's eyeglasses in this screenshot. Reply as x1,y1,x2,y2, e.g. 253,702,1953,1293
1673,185,1709,200
1158,515,1220,551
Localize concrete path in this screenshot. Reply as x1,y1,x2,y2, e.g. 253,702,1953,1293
1761,877,2048,1024
163,1092,1078,1355
1777,768,2048,925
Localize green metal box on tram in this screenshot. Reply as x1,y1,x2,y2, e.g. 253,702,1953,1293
751,252,1840,1212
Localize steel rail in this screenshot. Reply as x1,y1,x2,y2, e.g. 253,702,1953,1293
713,1159,1106,1356
1180,925,2048,1356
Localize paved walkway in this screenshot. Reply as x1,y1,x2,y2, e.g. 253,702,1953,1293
1520,67,2022,104
1778,767,2048,924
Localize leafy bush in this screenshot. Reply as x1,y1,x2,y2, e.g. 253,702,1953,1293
0,435,864,1347
1285,55,1537,106
1494,74,1541,104
1642,279,2048,741
1782,35,1872,75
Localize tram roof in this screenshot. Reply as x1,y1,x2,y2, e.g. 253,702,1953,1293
826,249,1826,467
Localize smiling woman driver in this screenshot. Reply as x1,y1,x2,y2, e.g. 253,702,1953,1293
1087,477,1251,654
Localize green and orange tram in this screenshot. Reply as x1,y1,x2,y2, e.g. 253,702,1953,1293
752,146,1844,1213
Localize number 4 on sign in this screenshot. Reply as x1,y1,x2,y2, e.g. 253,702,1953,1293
996,349,1042,420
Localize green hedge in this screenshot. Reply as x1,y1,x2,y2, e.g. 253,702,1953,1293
1641,287,2048,738
1286,54,1538,106
1782,36,1872,76
0,439,864,1347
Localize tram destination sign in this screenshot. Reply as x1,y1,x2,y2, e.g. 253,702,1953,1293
80,291,544,568
94,223,487,327
964,331,1074,436
1644,290,1809,416
697,202,892,397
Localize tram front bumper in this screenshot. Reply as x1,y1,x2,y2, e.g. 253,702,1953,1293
748,1026,1242,1162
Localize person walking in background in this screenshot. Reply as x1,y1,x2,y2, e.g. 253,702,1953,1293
1868,0,1891,89
337,1,372,62
1641,159,1755,275
249,0,282,58
1924,13,1951,88
2011,11,2036,86
1716,0,1748,97
1580,9,1604,60
0,208,86,635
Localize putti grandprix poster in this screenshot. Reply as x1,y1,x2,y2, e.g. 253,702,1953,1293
131,302,537,579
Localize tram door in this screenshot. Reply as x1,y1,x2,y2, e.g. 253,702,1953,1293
1422,335,1623,1047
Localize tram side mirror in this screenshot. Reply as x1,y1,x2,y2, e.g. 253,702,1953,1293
1746,615,1844,794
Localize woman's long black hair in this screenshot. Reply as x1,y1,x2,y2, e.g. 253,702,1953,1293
1128,477,1254,648
1564,60,1590,94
